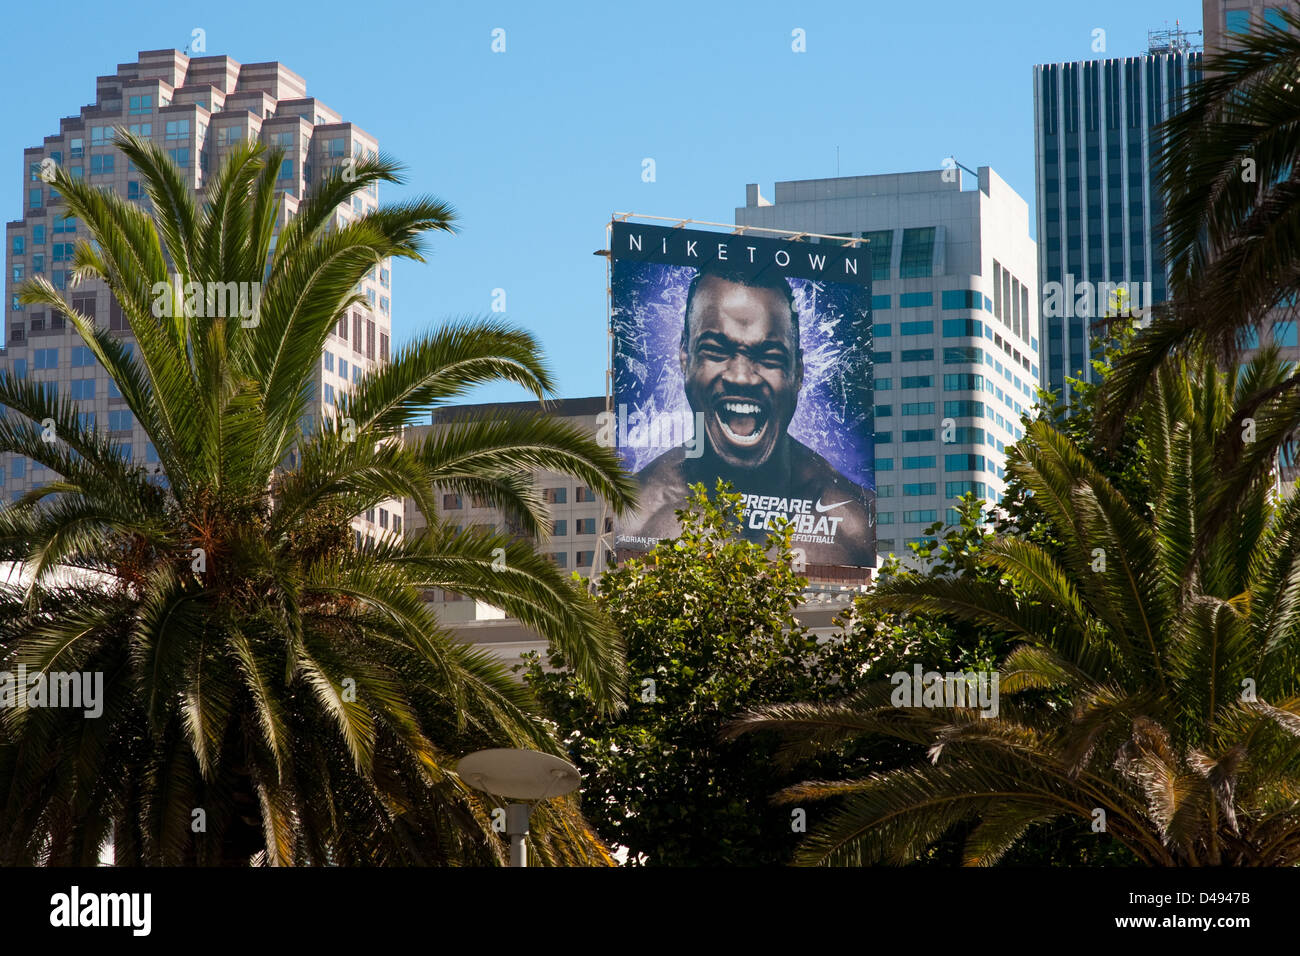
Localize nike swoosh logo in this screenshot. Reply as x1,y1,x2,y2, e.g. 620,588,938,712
814,499,852,513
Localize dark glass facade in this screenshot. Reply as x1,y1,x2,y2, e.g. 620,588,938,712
1034,51,1201,401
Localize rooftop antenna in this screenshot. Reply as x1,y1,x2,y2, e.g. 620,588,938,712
1147,19,1203,54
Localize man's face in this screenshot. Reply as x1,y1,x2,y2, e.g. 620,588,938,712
681,275,803,469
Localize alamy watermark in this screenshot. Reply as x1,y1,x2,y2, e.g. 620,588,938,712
150,275,261,327
595,404,705,459
890,664,999,718
0,664,103,718
1042,275,1151,319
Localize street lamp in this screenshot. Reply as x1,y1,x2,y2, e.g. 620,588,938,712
457,748,581,867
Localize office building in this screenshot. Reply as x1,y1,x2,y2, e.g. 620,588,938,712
2,49,395,542
1205,0,1297,55
1033,37,1204,403
735,166,1039,558
404,396,613,624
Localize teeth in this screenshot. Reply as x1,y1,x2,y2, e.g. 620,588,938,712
722,401,762,415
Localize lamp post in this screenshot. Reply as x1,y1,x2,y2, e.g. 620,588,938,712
457,749,581,867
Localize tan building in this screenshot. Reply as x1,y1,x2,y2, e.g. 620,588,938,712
404,395,861,665
1204,0,1298,55
404,397,614,625
2,49,396,541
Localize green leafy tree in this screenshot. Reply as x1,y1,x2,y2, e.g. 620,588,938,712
523,481,876,866
735,354,1300,866
0,133,636,865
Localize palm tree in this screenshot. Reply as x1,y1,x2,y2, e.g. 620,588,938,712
731,354,1300,865
1098,10,1300,470
0,132,635,865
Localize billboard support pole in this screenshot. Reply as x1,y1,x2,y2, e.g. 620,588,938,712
595,220,615,582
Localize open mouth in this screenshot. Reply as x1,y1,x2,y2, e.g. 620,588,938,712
714,399,769,447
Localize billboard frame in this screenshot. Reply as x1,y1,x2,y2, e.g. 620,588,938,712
601,213,880,578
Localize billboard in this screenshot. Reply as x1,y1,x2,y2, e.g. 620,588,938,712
608,221,875,568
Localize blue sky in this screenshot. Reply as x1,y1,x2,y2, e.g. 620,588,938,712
1,0,1202,404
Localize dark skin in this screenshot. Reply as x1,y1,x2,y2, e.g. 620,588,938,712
623,275,875,568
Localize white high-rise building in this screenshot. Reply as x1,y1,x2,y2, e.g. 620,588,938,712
735,166,1040,558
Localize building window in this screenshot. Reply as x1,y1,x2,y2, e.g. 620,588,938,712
324,351,334,373
11,236,23,256
902,429,934,442
543,487,567,504
902,456,936,470
898,295,933,311
28,189,42,209
942,319,983,338
944,373,983,391
874,404,893,418
903,510,938,524
877,512,894,525
443,494,463,509
899,349,934,362
365,320,375,359
940,395,981,421
901,402,935,416
944,347,982,364
1225,9,1252,34
550,552,568,568
379,509,388,529
278,159,293,180
863,230,893,280
165,119,191,140
552,519,567,536
874,352,892,365
379,332,389,362
108,409,133,431
576,517,597,535
946,480,988,500
945,454,987,472
875,458,894,471
901,376,932,389
70,379,95,401
33,348,58,371
576,550,595,568
576,486,597,503
167,148,191,167
942,290,982,310
129,94,153,114
899,227,936,279
898,320,933,335
874,431,893,444
903,482,937,496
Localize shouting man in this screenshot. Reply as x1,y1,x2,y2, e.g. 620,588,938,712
624,263,874,567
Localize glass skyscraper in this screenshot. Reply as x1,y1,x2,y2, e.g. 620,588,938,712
1033,47,1201,402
